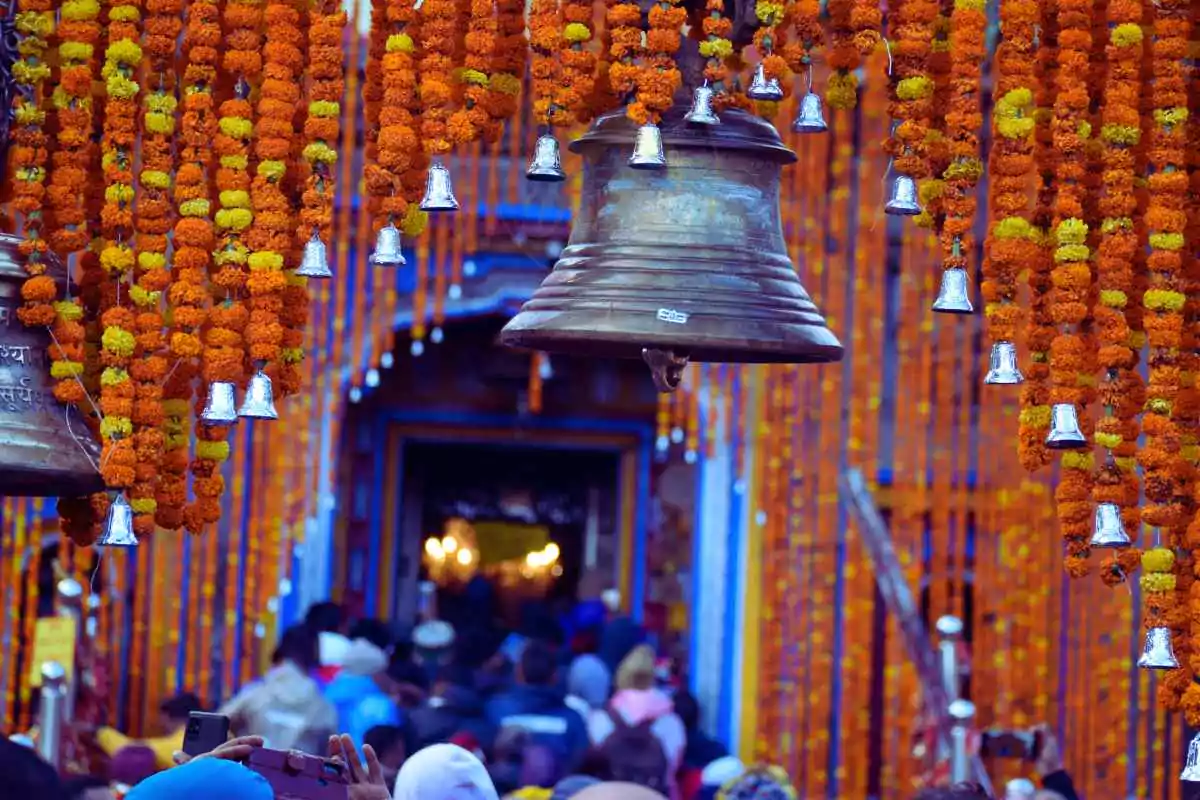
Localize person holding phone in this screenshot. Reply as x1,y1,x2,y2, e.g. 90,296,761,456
96,693,204,771
1030,726,1079,800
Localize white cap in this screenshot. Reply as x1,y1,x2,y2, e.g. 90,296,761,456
394,743,498,800
1006,778,1037,799
701,756,746,787
413,620,456,651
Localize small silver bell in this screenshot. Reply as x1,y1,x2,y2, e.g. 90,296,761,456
746,62,783,101
885,174,922,216
1089,502,1131,548
238,369,279,420
369,223,406,267
1137,626,1179,670
1181,733,1200,781
684,84,720,125
200,381,239,425
1045,402,1087,449
96,493,138,547
983,341,1024,385
526,134,566,182
629,123,667,170
295,232,333,279
931,268,974,314
791,92,828,134
419,161,459,211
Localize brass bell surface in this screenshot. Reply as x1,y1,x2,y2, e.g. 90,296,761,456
791,93,828,134
1089,502,1131,548
527,134,567,182
884,174,922,216
1137,626,1179,670
295,232,333,279
500,105,843,366
983,341,1023,385
419,161,460,212
370,223,407,267
0,234,103,497
684,84,720,126
931,268,973,314
1045,402,1087,449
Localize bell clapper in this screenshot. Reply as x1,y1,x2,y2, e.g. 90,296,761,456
642,348,689,393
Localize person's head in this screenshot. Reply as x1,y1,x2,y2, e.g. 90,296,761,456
518,640,558,687
614,645,656,691
158,692,202,731
349,618,394,652
273,625,319,671
566,655,611,709
127,759,272,800
393,743,500,800
305,601,344,635
109,745,158,786
365,723,419,784
1033,792,1068,800
551,776,601,800
715,765,795,800
571,782,666,800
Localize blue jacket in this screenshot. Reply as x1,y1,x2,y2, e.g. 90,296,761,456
484,684,590,765
323,673,402,745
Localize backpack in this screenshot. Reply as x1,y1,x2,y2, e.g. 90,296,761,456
600,704,670,794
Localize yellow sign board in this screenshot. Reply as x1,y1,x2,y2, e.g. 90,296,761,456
27,616,77,687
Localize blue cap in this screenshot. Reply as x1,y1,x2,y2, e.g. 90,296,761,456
127,759,273,800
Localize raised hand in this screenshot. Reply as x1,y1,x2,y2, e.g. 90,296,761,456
329,733,392,800
172,735,265,767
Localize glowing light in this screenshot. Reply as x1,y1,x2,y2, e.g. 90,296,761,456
424,538,443,559
526,551,542,568
442,535,458,554
544,542,560,561
456,549,473,566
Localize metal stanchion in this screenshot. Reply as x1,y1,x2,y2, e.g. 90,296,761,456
36,662,67,770
55,578,83,721
948,698,976,785
936,615,963,701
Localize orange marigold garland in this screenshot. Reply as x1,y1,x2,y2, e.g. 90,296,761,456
559,0,596,123
981,0,1035,348
450,0,496,140
1017,0,1057,472
606,0,642,121
418,0,457,161
700,0,736,108
823,0,858,110
881,0,936,215
528,0,568,127
96,0,144,495
1047,0,1095,578
1182,0,1200,724
1138,0,1192,696
1093,0,1146,586
127,0,180,535
751,0,788,119
482,0,523,139
11,0,54,330
159,0,219,530
631,0,685,125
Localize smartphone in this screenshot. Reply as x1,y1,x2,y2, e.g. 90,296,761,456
246,748,349,800
980,729,1041,760
182,711,231,757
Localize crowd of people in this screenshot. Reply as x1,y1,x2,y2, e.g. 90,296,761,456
2,576,1080,800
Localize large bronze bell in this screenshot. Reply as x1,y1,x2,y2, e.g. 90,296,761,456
498,104,843,390
0,234,103,496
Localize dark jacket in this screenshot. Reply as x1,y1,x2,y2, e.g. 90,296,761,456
1043,770,1079,800
484,684,591,766
408,685,496,749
